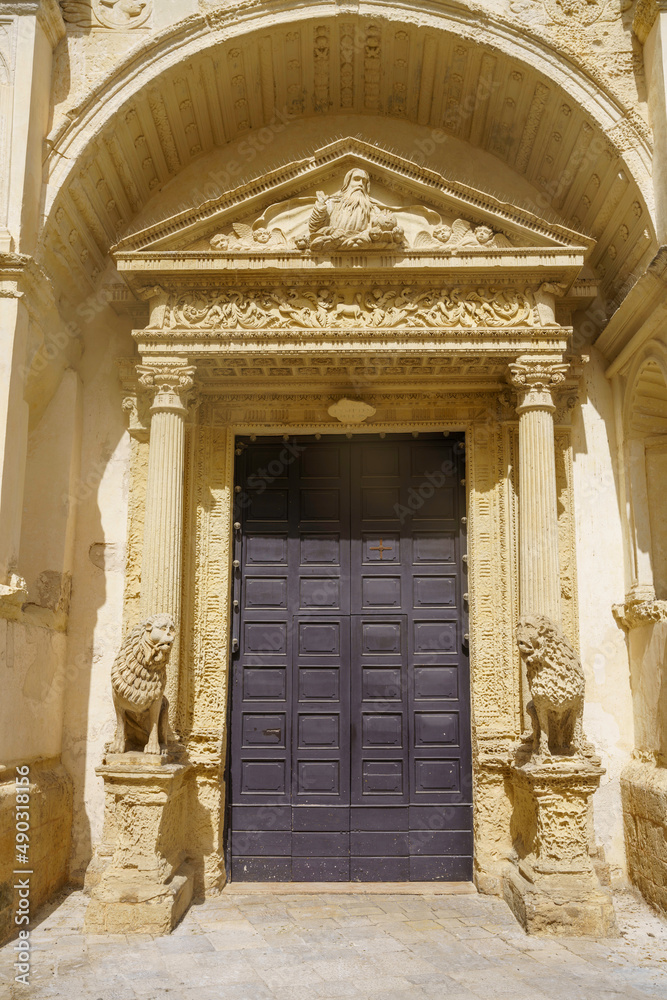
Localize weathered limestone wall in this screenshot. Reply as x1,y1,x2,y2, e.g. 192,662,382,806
0,759,72,944
622,760,667,913
571,348,634,874
59,299,135,884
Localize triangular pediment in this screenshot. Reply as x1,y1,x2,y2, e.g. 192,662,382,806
112,138,593,258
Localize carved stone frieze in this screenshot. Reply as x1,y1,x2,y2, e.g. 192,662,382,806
154,285,543,332
612,598,667,630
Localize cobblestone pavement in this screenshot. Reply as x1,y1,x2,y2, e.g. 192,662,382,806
2,885,667,1000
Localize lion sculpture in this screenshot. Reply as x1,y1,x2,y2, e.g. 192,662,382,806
109,614,176,755
516,614,586,760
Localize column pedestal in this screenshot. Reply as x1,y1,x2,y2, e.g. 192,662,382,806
505,756,616,936
85,755,193,935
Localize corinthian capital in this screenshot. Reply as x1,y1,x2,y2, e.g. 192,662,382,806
507,355,569,414
136,361,196,414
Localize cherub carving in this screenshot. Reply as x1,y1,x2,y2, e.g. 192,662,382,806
414,218,512,249
209,222,286,251
516,614,588,759
109,614,176,755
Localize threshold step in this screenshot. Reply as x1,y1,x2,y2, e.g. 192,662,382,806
223,881,477,895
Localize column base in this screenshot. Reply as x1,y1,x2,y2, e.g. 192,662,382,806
506,754,617,936
84,756,194,935
503,863,616,936
85,862,194,935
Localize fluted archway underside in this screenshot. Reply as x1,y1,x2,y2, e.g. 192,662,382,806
42,5,656,303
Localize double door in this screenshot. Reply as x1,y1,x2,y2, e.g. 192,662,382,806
229,434,472,881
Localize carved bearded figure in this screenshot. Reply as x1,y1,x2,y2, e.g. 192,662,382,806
109,614,177,755
307,168,405,251
516,614,588,760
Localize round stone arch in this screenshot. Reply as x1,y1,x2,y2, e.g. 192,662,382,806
41,1,656,304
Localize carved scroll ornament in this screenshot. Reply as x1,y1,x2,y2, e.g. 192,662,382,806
156,285,541,332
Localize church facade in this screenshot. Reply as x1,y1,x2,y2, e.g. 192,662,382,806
1,0,667,939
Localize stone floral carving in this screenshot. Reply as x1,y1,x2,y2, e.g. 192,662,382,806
159,285,540,331
61,0,151,28
109,614,176,755
516,614,587,759
136,362,196,404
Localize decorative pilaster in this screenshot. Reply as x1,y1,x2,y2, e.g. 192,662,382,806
136,360,195,723
508,355,568,623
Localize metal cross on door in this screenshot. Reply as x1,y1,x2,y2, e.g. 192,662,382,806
229,434,472,881
369,538,393,560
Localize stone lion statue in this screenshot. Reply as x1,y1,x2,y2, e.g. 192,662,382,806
516,614,587,759
109,614,176,755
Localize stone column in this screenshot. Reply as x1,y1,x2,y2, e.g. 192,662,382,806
508,355,569,624
504,355,615,936
137,360,196,724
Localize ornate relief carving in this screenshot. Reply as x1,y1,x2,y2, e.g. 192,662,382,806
305,169,405,251
516,615,588,759
508,355,570,411
414,219,512,250
328,399,376,424
61,0,152,29
612,598,667,630
157,285,541,332
137,362,196,412
109,614,177,755
206,167,515,255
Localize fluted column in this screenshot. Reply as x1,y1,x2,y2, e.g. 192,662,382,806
508,355,569,624
137,360,196,725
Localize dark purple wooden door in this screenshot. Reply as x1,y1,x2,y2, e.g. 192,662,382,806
229,434,472,881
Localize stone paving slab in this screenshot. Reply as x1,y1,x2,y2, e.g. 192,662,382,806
0,886,666,1000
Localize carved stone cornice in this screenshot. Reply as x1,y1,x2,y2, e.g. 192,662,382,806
136,362,196,417
0,252,57,317
507,355,570,414
612,598,667,630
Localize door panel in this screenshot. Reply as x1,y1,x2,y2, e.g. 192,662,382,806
230,434,472,881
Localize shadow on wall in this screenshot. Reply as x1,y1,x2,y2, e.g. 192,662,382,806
59,270,137,887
